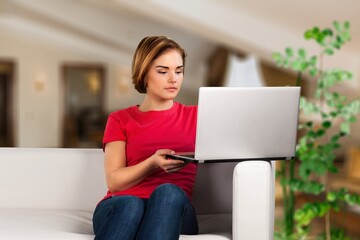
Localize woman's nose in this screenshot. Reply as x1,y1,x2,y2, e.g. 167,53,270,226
168,73,177,83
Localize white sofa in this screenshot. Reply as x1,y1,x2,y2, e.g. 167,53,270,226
0,147,275,240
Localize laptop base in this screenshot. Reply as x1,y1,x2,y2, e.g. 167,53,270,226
165,154,293,164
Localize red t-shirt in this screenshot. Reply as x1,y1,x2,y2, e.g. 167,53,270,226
101,102,198,201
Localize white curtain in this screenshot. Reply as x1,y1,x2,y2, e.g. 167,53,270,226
223,54,264,87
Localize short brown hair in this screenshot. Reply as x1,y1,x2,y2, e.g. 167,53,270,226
132,36,187,93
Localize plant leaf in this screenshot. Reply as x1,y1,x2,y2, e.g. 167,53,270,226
333,21,341,31
322,121,332,128
344,21,350,30
272,52,283,65
324,48,334,55
298,48,306,58
286,47,294,57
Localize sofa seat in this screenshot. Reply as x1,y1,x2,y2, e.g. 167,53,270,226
0,209,93,240
0,148,275,240
0,209,231,240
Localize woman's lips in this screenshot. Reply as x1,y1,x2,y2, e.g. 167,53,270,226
165,87,178,92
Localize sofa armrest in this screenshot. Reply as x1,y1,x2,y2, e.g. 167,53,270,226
232,161,275,240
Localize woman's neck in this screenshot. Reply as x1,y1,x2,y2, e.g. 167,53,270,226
138,96,174,112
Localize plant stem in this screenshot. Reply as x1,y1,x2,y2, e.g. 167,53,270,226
289,159,295,234
281,161,290,235
286,71,301,236
319,49,331,240
296,72,302,87
325,173,331,240
282,71,302,237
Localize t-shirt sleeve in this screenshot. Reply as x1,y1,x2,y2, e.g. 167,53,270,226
102,112,126,149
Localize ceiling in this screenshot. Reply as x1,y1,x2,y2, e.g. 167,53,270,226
107,0,360,53
0,0,359,77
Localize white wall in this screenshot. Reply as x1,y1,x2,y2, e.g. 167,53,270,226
1,11,358,153
0,29,204,147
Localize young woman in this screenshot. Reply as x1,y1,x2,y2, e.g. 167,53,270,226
92,36,199,240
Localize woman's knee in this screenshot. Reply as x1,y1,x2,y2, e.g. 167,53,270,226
93,196,146,239
94,196,145,225
152,184,187,204
114,196,145,217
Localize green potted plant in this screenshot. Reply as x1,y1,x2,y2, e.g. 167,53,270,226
272,21,360,239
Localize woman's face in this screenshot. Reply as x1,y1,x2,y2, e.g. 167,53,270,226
145,49,184,102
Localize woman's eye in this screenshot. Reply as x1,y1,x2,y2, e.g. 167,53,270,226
158,71,167,74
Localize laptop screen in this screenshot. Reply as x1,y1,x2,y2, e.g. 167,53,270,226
194,87,300,161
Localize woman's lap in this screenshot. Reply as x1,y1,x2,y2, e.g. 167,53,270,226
93,183,198,240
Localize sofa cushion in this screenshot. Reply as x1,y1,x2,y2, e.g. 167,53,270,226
0,209,231,240
0,209,93,240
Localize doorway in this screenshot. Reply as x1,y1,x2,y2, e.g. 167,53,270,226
62,64,106,148
0,60,15,147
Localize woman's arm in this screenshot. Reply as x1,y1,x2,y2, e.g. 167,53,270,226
104,141,187,192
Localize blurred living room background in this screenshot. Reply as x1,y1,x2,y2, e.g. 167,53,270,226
1,0,360,238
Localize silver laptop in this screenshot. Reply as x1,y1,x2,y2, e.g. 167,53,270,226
166,87,300,163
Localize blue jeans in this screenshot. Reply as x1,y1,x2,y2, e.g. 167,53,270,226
92,183,199,240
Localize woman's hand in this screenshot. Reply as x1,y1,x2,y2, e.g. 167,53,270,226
151,149,187,173
105,143,188,192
